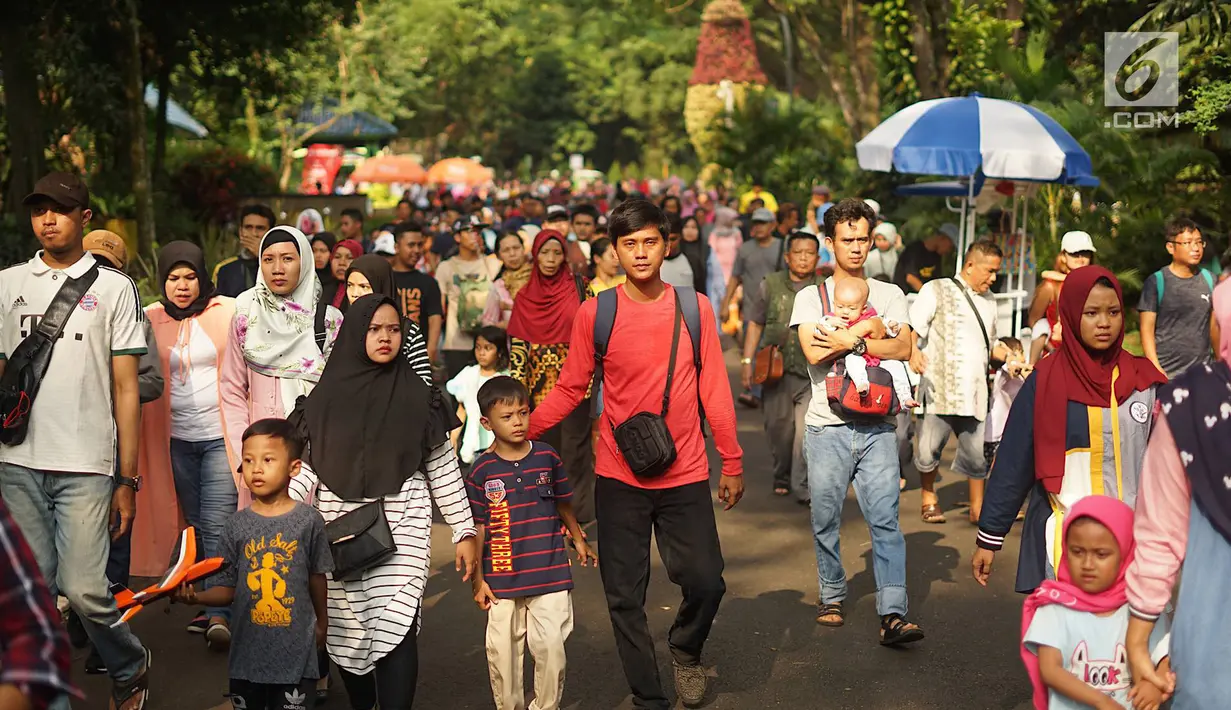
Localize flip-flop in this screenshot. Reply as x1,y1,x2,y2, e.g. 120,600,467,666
921,504,946,524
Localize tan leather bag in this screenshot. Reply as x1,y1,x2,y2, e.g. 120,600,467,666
753,345,784,385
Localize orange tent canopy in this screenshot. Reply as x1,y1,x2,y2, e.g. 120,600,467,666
350,154,427,184
426,157,494,186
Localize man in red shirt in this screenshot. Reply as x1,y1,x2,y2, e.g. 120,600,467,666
528,199,744,709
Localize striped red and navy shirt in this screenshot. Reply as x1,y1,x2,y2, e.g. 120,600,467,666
466,441,574,599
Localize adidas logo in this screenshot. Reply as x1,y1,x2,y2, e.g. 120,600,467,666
283,688,307,710
11,296,26,308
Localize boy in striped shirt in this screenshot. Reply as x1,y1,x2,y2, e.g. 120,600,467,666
467,376,597,710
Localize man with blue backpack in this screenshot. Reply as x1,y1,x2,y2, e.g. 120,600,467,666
1138,217,1221,379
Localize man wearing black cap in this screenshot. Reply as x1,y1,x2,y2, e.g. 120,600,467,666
0,172,151,709
436,214,497,379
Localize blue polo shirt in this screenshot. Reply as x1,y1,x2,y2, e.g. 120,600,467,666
466,442,574,599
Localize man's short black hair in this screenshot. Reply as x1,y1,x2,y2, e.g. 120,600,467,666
242,418,304,460
608,199,669,241
477,376,529,418
395,221,424,240
1164,216,1201,241
787,230,820,251
397,198,413,208
571,204,600,222
240,203,275,227
341,208,364,224
822,198,877,239
964,239,1004,263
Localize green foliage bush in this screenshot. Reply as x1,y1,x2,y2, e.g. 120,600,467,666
168,147,277,226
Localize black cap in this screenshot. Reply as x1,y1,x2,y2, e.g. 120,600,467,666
23,171,90,210
545,204,569,221
452,214,488,233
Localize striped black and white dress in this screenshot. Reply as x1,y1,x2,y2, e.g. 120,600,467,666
289,319,475,674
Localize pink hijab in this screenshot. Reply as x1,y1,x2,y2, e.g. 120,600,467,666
1020,495,1136,710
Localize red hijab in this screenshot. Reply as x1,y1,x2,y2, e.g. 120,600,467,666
507,230,581,344
1032,266,1166,494
1020,496,1136,709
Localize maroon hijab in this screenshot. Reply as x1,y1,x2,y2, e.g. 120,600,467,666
1032,266,1166,493
507,230,581,344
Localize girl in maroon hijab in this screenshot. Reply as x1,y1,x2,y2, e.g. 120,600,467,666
507,229,595,522
971,266,1166,593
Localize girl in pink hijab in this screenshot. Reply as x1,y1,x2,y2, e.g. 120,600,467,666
1021,496,1172,710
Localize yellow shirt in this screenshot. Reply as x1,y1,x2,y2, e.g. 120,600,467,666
738,189,779,214
587,274,626,296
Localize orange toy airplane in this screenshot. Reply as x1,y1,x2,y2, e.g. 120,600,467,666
109,526,225,627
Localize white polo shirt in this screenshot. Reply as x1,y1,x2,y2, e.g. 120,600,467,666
0,252,146,475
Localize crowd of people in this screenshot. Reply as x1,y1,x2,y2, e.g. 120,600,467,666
0,168,1229,710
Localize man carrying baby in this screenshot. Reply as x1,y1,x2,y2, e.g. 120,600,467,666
908,240,1010,526
789,198,924,646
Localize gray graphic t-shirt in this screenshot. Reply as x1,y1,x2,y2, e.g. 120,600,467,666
1138,267,1215,378
215,502,333,684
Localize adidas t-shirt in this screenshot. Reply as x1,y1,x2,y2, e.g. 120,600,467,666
0,252,146,476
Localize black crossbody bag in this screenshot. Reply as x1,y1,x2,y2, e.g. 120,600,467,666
607,295,685,479
325,500,396,582
0,264,100,446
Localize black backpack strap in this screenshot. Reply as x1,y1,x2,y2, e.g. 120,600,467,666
674,286,707,429
817,279,831,314
314,299,329,353
590,287,619,417
574,274,586,302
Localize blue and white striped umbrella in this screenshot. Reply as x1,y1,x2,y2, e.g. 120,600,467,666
856,95,1097,185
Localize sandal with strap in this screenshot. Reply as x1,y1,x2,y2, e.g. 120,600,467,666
921,503,946,524
110,647,151,710
879,614,925,646
815,602,845,627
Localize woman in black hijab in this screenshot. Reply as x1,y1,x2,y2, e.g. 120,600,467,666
311,231,338,293
344,254,433,381
288,294,476,710
136,240,240,644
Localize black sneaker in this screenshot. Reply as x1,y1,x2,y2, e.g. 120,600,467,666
673,662,707,708
84,646,107,675
186,612,208,634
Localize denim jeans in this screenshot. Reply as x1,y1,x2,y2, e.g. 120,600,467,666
804,422,908,617
169,437,237,621
0,463,146,697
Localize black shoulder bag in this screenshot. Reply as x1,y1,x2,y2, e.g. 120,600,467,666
608,294,685,478
0,264,100,446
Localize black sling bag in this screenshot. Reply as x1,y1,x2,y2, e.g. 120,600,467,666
0,264,100,445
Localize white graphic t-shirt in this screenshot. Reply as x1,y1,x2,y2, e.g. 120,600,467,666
1024,604,1171,710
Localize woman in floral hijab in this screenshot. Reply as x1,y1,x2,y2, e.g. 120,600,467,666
219,225,343,505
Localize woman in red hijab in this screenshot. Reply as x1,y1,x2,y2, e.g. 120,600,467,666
970,265,1166,594
507,229,595,521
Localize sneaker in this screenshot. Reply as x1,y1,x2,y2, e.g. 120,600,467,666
205,619,231,651
673,661,707,708
186,613,208,634
84,646,107,675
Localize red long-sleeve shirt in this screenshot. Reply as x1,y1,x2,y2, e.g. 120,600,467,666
529,284,743,488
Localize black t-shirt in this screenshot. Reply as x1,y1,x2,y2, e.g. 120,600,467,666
392,270,444,327
893,241,942,293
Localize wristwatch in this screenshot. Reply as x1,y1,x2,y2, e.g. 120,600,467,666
740,357,753,365
115,475,142,492
851,336,868,357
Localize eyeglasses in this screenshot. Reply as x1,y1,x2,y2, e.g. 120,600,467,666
1169,238,1207,249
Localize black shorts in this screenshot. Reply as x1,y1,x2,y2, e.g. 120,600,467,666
228,678,316,710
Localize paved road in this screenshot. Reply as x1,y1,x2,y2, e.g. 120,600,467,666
74,356,1034,709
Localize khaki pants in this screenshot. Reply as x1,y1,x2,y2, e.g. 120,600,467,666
486,589,574,710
